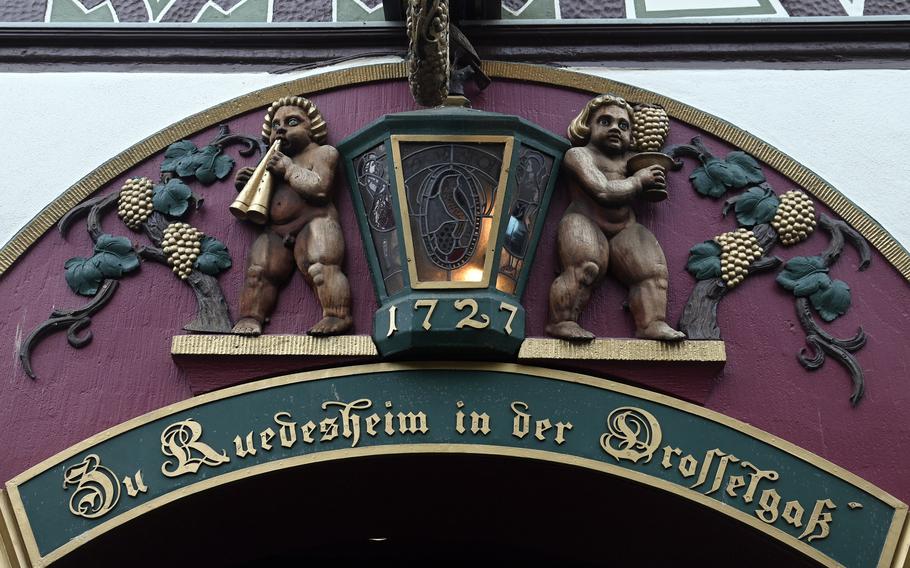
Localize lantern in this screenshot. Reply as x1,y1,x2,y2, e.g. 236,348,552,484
339,104,568,358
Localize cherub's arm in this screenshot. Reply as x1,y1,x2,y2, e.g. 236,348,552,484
268,146,339,205
564,147,664,205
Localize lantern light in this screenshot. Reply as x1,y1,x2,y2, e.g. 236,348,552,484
339,104,568,359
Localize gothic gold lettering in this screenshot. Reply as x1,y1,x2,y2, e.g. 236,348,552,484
386,305,398,337
233,432,258,458
783,500,805,528
414,299,438,330
319,417,338,442
275,412,297,448
535,418,552,441
726,475,746,498
366,414,381,437
757,489,781,524
301,420,317,443
799,499,836,542
260,428,275,451
678,455,698,478
471,412,492,435
662,446,682,469
397,412,429,434
455,401,466,434
599,407,662,464
63,454,121,519
511,401,530,439
689,449,740,495
499,302,518,335
740,462,780,504
384,401,395,435
454,298,491,329
322,398,373,448
122,470,148,498
160,419,230,478
554,422,572,445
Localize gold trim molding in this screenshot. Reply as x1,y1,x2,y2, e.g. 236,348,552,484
518,338,726,362
171,334,378,356
171,334,724,362
0,491,27,568
1,61,908,282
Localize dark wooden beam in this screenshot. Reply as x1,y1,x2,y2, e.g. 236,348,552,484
0,18,908,71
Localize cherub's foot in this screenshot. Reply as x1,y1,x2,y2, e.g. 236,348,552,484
637,321,686,342
308,315,352,336
546,321,596,342
231,317,262,336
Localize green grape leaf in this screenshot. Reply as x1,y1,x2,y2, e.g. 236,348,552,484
776,256,830,296
161,140,198,173
193,145,222,185
705,157,746,189
194,236,232,275
725,152,766,185
691,166,726,198
213,153,235,180
734,186,780,227
174,151,206,178
92,234,140,278
153,179,192,217
64,256,105,296
686,240,722,280
810,279,851,322
793,272,832,297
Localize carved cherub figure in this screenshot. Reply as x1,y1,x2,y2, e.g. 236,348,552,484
547,94,685,342
232,96,352,336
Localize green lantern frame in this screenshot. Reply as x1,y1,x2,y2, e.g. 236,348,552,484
338,105,569,359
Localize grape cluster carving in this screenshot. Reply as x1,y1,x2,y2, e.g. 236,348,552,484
117,178,154,230
771,191,816,246
162,223,202,280
633,104,670,152
716,228,763,288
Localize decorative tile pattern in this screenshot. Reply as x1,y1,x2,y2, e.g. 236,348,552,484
336,0,385,21
864,0,910,14
273,0,331,21
11,0,910,24
559,0,625,18
627,0,788,19
778,0,847,16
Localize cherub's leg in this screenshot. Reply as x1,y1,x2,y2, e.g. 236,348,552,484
610,223,684,341
295,216,352,336
546,213,609,341
232,231,295,336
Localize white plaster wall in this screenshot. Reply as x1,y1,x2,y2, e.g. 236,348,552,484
1,63,908,251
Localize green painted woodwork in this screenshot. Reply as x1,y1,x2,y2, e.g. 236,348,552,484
374,290,526,358
632,0,781,18
338,106,569,359
195,0,271,23
9,365,905,567
336,0,385,22
47,0,116,23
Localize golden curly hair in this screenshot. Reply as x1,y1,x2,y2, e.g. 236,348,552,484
567,94,635,147
260,95,327,145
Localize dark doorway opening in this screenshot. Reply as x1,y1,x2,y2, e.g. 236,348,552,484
56,453,821,567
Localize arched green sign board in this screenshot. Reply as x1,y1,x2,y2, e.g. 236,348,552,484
5,364,907,567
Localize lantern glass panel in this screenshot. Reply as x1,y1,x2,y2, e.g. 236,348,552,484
392,135,513,289
353,143,404,295
496,145,554,295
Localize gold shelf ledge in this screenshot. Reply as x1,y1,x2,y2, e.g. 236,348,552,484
171,334,378,357
518,338,726,362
